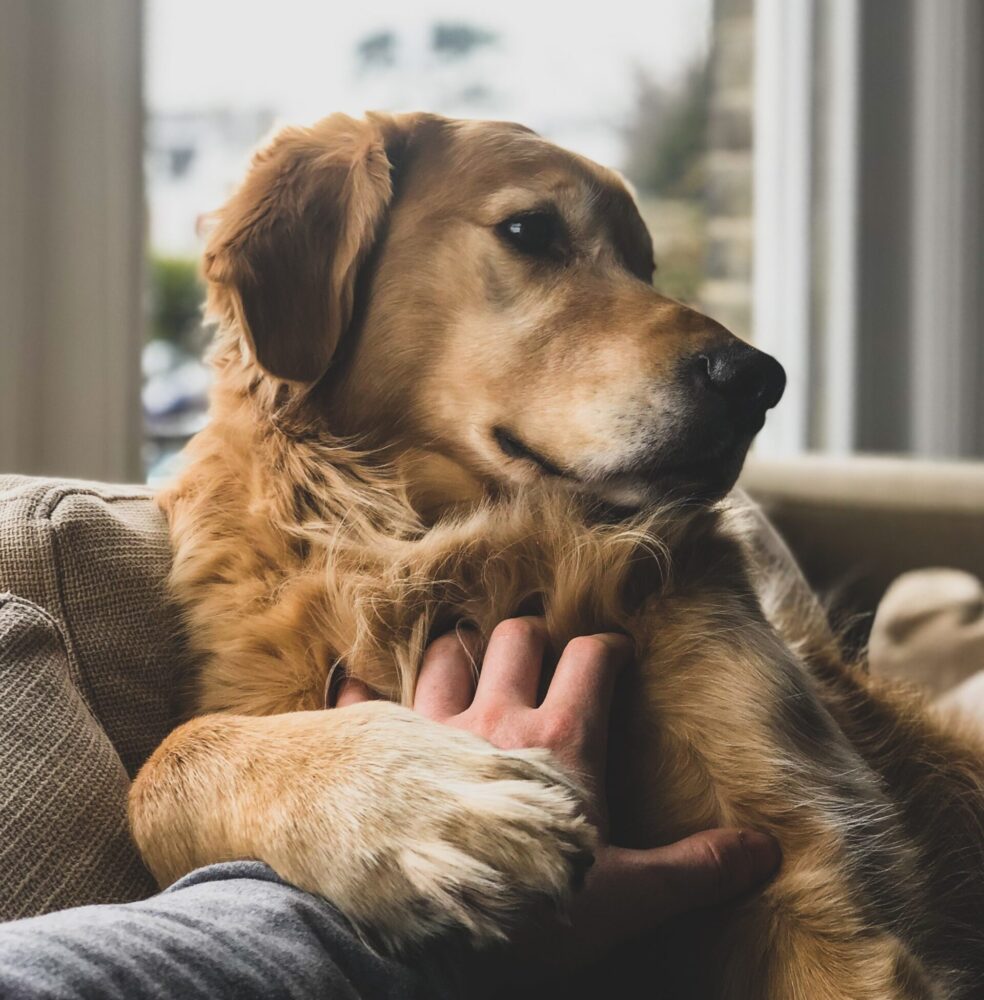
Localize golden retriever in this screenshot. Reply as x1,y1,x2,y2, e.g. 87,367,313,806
129,112,984,998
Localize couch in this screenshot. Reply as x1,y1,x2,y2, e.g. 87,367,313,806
2,459,982,919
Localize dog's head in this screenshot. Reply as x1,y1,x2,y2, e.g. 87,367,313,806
204,112,784,508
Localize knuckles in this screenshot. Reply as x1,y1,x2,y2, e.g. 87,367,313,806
535,710,585,752
422,630,473,666
488,616,548,648
562,633,628,665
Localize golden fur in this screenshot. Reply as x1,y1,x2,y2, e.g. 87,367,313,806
130,112,984,998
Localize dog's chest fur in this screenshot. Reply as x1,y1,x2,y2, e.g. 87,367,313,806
167,427,732,720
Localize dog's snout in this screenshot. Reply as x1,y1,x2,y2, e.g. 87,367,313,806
699,344,786,425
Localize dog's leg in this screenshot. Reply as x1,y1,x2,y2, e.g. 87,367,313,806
614,595,951,999
716,875,943,1000
129,701,595,954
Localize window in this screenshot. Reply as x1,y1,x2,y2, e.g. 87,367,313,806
753,0,984,460
138,0,984,480
5,2,979,484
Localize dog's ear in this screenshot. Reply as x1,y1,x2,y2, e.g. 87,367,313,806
203,112,422,384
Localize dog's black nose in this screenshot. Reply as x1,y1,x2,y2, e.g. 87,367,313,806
700,343,786,426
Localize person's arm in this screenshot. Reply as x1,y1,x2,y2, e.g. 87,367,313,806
0,861,458,1000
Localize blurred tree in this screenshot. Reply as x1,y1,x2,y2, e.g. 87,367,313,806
353,22,501,109
431,22,498,59
457,82,493,104
357,30,397,72
149,255,203,345
623,60,710,199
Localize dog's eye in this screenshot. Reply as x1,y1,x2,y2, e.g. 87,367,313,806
496,212,564,258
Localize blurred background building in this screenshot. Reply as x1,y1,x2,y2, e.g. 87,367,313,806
1,0,982,484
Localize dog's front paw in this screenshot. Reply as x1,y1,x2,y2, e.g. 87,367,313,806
276,702,597,952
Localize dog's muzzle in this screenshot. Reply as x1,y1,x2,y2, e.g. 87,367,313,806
626,343,786,499
697,343,786,435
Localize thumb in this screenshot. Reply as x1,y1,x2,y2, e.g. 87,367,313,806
647,828,782,920
497,830,781,980
584,828,781,943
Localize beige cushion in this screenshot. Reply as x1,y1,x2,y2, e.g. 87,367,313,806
0,594,157,918
869,568,984,727
0,475,183,917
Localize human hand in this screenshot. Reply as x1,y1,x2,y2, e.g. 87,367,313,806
335,617,781,969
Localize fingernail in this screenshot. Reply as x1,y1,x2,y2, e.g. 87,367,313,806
740,829,782,881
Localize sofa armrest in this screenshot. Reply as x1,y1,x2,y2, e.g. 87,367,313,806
0,593,156,918
0,475,182,775
740,455,984,616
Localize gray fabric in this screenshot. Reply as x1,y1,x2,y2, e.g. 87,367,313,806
0,861,461,1000
0,475,183,918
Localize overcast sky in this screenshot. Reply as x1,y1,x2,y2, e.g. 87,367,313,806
146,0,711,167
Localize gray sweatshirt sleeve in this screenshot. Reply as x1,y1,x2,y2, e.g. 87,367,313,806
0,862,463,1000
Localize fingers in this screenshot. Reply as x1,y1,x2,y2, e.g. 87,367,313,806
334,677,374,708
541,632,632,723
472,617,548,709
413,628,480,720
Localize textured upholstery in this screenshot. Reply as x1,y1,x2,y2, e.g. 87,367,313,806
0,476,183,918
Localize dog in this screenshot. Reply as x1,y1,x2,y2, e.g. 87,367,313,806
129,112,984,998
